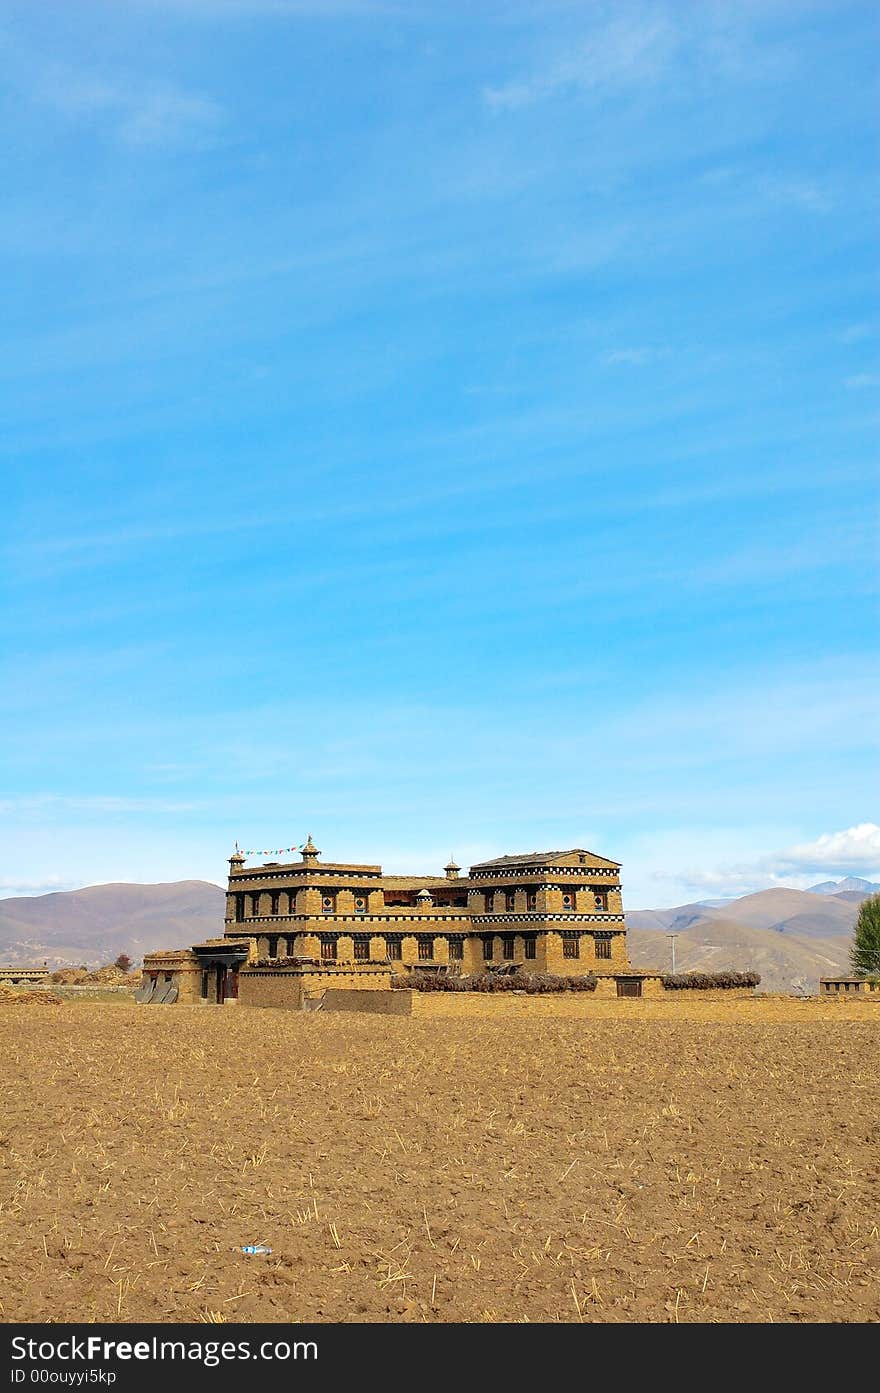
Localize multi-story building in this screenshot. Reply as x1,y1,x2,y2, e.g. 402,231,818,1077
141,838,644,1005
223,837,629,972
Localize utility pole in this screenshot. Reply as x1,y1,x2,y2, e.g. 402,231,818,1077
665,933,679,974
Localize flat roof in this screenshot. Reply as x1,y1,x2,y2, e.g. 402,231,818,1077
470,849,620,869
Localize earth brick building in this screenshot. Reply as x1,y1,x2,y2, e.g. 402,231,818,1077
141,839,652,1005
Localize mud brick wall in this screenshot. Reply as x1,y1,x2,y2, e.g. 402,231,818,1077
141,953,203,1004
239,972,305,1010
659,987,758,999
321,989,414,1015
406,984,663,1017
239,964,393,1010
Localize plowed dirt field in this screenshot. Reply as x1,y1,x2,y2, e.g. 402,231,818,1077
1,999,877,1323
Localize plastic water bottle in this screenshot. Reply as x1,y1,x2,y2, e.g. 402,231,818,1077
240,1243,272,1255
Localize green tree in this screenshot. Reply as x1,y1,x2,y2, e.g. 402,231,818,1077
850,893,880,977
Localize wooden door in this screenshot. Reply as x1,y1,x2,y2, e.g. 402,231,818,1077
617,978,642,998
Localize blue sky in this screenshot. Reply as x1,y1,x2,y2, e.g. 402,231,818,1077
2,0,878,907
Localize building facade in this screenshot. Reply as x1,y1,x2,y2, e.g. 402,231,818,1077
223,838,630,973
141,840,648,1004
819,975,880,997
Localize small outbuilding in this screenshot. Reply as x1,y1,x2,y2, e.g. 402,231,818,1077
819,976,880,997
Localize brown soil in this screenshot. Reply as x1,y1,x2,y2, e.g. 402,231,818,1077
1,999,877,1323
49,966,140,986
0,984,63,1006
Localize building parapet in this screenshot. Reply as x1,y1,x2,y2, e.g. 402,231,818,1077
470,913,625,926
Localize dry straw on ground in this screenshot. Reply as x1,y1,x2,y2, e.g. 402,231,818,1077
1,998,877,1323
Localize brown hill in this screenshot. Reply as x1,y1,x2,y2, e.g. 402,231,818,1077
628,915,852,995
701,887,857,936
628,887,858,945
0,881,225,968
625,902,713,933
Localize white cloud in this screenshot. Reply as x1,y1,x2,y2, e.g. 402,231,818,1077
771,823,880,875
656,823,880,898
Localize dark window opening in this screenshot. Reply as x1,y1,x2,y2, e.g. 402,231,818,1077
270,893,280,915
418,938,433,961
320,937,337,961
354,896,367,914
524,936,537,960
527,892,537,911
502,936,515,960
250,893,261,917
563,935,580,959
201,971,209,999
594,892,607,910
235,894,245,923
505,893,516,912
595,935,612,960
386,937,402,961
562,892,575,911
483,936,494,960
353,937,369,961
448,938,463,961
322,895,335,914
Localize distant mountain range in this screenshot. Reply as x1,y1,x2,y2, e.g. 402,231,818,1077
0,875,874,993
0,881,225,969
628,879,875,994
806,876,880,896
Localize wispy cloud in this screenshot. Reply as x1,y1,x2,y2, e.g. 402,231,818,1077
841,324,877,343
37,68,223,146
131,0,396,14
0,794,210,816
0,875,75,896
600,347,660,366
760,177,831,214
483,2,797,113
0,29,223,149
700,164,832,216
484,12,675,110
